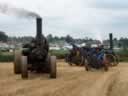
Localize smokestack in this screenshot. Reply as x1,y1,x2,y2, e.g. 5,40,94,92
109,33,113,50
36,18,42,40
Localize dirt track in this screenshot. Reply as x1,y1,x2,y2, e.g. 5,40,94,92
0,61,127,96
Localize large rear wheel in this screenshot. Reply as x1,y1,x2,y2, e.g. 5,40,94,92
50,56,56,78
21,56,28,79
14,50,22,74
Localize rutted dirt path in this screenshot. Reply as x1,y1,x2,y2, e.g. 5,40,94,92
0,62,127,96
108,63,128,96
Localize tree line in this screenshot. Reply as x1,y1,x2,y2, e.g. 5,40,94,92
0,32,128,49
0,31,8,42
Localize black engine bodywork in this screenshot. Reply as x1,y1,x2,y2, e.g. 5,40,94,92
22,18,50,73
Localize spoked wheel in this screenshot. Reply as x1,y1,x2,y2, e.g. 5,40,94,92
65,54,72,66
79,56,84,66
67,57,73,66
73,56,82,66
103,54,109,71
105,54,118,67
85,56,92,71
114,55,119,66
14,50,22,74
84,58,90,71
21,56,28,79
50,56,56,78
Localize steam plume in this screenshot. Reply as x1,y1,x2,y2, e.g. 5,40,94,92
0,3,40,18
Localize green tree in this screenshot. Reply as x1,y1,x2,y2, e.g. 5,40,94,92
47,34,53,42
119,38,128,50
0,31,8,42
65,35,74,44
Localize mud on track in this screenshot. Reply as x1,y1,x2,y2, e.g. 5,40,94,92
0,61,127,96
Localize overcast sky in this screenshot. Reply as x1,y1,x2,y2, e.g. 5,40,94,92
0,0,128,40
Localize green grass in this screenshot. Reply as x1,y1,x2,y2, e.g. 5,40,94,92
0,51,14,62
50,49,69,59
115,49,128,62
119,57,128,62
116,49,128,55
0,49,69,62
0,49,127,62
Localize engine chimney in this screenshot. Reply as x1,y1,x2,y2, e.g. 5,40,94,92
109,33,113,50
36,18,42,40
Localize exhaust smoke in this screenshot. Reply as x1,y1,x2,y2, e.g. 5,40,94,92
0,3,40,18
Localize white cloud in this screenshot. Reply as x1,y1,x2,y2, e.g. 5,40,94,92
0,0,127,40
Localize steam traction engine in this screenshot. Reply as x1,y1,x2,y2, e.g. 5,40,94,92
14,18,56,79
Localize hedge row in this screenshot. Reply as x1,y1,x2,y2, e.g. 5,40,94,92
116,49,128,62
50,50,69,59
0,50,69,62
0,49,128,62
0,54,14,62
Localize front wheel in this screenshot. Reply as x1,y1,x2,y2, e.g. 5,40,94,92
21,56,28,79
14,50,22,74
50,56,56,78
